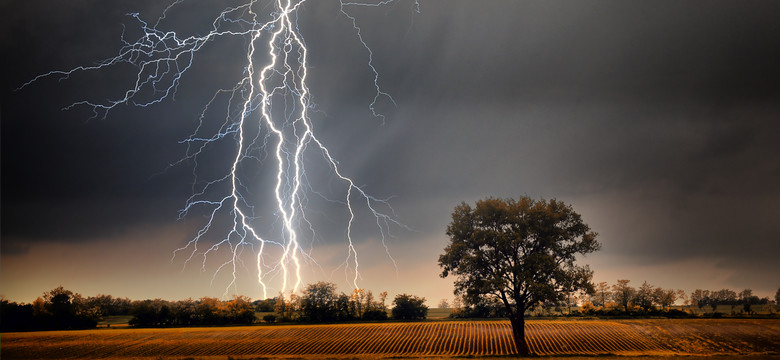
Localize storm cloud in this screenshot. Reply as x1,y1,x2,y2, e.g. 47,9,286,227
2,0,779,301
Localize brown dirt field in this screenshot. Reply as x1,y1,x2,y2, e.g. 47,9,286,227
1,319,778,359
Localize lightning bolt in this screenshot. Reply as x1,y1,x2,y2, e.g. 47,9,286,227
20,0,417,299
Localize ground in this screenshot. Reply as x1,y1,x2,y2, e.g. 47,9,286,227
2,318,778,359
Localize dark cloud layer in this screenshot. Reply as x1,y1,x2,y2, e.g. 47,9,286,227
2,0,779,298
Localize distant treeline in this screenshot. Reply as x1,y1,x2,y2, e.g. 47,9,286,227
4,280,777,332
1,282,429,332
448,280,778,319
1,286,128,332
258,282,428,323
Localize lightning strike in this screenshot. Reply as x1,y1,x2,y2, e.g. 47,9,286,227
20,0,417,299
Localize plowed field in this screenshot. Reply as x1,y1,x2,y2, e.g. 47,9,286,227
2,319,778,359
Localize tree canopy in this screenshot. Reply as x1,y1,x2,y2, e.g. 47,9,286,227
391,294,428,320
439,196,599,355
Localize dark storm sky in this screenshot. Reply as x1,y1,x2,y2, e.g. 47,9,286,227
2,0,779,301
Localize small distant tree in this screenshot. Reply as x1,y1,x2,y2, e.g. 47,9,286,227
690,289,709,314
739,289,757,315
449,295,466,317
196,297,223,324
653,288,680,311
676,290,687,310
363,290,375,311
45,286,75,327
633,282,656,312
84,294,130,317
254,298,276,312
31,297,49,318
612,280,635,313
580,301,596,314
300,282,338,322
129,299,172,327
564,291,580,315
334,293,353,321
359,289,388,320
225,295,255,324
274,292,300,322
775,288,780,312
592,282,609,308
438,299,450,308
775,288,780,305
711,289,737,312
349,288,366,318
172,298,196,325
452,295,463,310
391,294,428,320
40,286,98,329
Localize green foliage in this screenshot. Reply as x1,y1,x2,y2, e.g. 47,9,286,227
1,300,35,331
300,282,339,322
262,314,277,323
440,197,599,355
689,288,768,316
1,286,98,331
591,282,610,308
274,292,300,322
253,298,276,312
612,280,635,313
279,283,389,323
634,282,656,312
652,287,682,311
129,300,169,327
225,295,256,324
738,289,763,315
127,295,257,327
362,308,389,320
440,197,599,315
334,293,352,321
391,294,428,320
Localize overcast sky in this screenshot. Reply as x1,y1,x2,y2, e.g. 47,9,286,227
2,0,779,303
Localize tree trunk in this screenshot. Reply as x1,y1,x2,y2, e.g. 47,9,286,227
509,315,530,356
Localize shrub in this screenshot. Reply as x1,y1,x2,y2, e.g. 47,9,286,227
664,309,689,318
581,301,596,315
362,308,388,321
391,294,428,320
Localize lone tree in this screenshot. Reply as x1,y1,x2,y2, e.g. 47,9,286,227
439,197,599,355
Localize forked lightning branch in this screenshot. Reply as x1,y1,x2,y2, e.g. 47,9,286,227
20,0,418,299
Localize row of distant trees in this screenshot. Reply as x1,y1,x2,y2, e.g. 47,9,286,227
3,281,776,332
689,288,773,315
128,296,256,327
591,281,776,316
1,283,430,331
270,282,427,323
0,289,261,331
0,286,132,332
445,280,779,318
127,281,430,326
